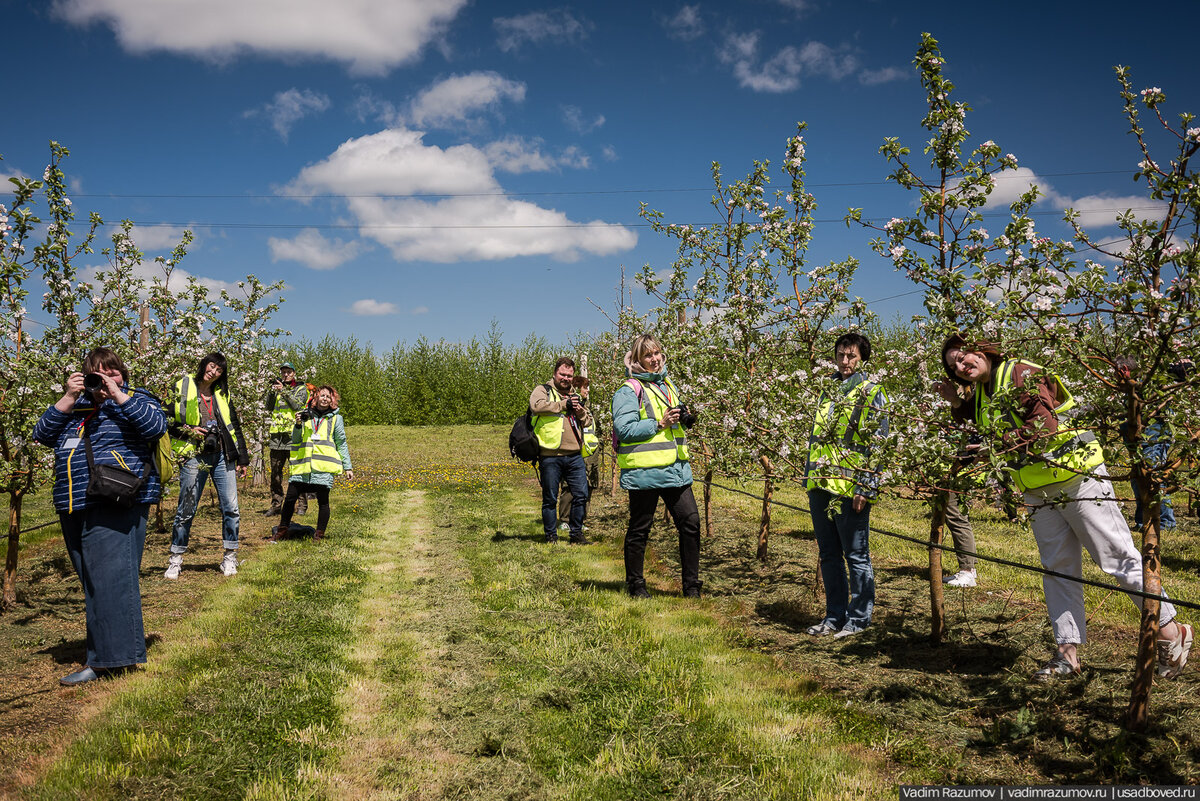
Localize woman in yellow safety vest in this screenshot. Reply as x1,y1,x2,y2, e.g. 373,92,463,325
165,352,250,580
270,385,353,542
938,333,1192,681
611,334,701,599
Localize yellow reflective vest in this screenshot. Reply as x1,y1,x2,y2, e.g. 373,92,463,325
615,378,689,469
805,377,885,500
269,383,309,435
972,359,1104,492
170,376,237,459
290,413,345,475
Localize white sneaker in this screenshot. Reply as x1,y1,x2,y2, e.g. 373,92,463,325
558,523,569,532
164,554,183,580
943,569,977,588
1157,623,1194,679
220,550,239,577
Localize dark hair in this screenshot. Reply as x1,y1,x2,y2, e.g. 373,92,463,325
941,333,1005,385
194,352,230,395
554,356,576,371
82,347,129,384
834,332,871,363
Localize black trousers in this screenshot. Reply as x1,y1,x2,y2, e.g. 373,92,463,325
625,484,701,590
281,482,330,531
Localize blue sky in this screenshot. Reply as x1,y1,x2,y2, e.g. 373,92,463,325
2,0,1196,348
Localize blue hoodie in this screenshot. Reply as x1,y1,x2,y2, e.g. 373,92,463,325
33,387,168,513
611,364,693,491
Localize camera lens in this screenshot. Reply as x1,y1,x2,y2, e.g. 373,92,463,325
83,373,103,391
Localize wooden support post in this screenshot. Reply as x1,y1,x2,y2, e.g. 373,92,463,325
757,455,772,561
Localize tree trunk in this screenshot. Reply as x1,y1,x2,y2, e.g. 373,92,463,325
756,455,772,561
703,468,713,539
1126,467,1162,731
2,493,24,611
929,493,948,644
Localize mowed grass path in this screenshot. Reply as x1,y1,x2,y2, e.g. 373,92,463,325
20,426,899,800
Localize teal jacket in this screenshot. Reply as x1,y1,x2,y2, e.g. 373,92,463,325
611,365,693,491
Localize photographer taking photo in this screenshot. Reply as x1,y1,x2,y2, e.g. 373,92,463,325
270,385,353,542
33,347,168,685
612,334,701,599
530,357,593,544
264,362,309,516
165,352,249,579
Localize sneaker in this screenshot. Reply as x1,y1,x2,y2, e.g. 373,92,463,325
943,569,977,588
805,621,840,636
220,550,239,577
628,582,650,599
164,554,183,580
1157,623,1194,679
833,626,865,639
1031,654,1080,682
545,535,559,545
682,586,701,599
568,535,591,545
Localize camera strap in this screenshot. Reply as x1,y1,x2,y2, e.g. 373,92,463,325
81,416,150,480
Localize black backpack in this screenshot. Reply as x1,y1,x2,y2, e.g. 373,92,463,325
508,384,548,465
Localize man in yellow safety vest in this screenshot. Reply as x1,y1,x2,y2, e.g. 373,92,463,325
529,357,593,544
263,363,309,516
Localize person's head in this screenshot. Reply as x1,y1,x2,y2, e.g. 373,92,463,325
552,356,576,393
82,347,129,385
194,352,229,393
280,362,296,383
833,333,871,379
313,385,339,409
941,333,1004,385
630,334,665,374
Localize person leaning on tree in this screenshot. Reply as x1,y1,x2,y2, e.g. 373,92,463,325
937,333,1192,681
264,362,309,516
612,334,702,599
530,357,593,545
164,352,250,580
803,332,888,639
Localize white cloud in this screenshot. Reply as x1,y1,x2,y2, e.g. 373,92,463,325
246,88,330,141
123,224,192,252
859,66,907,86
494,9,590,53
774,0,814,11
411,305,429,315
53,0,467,75
663,5,704,41
562,105,605,134
284,127,634,262
719,34,859,93
982,167,1064,209
80,259,239,297
408,72,526,128
601,145,618,161
1064,193,1167,230
268,228,359,270
483,137,590,173
349,298,398,316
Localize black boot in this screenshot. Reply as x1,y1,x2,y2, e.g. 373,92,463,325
627,580,650,599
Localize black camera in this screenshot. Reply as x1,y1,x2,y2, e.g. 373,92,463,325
199,420,221,455
296,408,314,423
83,373,104,392
674,403,698,430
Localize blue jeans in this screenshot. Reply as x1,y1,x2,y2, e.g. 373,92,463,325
59,504,149,668
809,489,875,632
539,454,589,538
1132,441,1175,530
172,453,240,552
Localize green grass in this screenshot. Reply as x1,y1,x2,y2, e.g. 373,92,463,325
7,424,1200,797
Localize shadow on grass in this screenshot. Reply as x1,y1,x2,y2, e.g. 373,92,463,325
492,530,546,543
577,579,627,594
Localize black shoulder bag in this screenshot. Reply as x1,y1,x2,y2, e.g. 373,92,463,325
83,420,148,507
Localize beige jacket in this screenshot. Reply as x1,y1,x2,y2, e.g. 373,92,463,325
529,382,594,456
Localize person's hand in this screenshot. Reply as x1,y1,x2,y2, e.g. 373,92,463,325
55,372,87,411
934,381,961,406
567,394,583,413
660,406,682,428
92,372,129,405
344,470,354,481
852,494,868,514
236,465,247,479
190,425,209,440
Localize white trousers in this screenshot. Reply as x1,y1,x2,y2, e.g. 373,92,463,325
1024,464,1175,645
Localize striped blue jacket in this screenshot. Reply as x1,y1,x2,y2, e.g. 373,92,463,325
33,388,169,512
